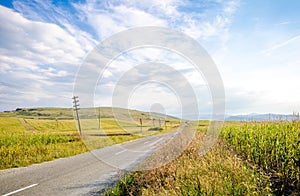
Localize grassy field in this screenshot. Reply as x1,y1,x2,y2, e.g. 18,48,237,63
0,107,180,170
77,117,180,150
0,117,87,169
105,121,299,195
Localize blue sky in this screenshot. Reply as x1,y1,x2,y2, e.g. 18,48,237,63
0,0,300,116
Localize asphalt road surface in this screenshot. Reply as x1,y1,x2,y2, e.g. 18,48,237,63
0,130,182,196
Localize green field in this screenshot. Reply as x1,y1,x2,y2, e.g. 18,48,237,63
0,108,180,170
106,121,300,195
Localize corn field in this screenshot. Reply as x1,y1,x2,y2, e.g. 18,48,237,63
222,121,300,194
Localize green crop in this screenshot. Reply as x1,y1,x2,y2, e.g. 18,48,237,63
222,121,300,194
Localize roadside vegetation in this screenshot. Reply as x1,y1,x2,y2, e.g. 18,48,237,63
105,121,299,195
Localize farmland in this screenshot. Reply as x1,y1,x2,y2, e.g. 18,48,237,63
106,121,300,195
0,108,180,170
222,122,300,194
1,108,299,195
0,117,87,169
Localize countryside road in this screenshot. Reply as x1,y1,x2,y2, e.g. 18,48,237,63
0,130,182,196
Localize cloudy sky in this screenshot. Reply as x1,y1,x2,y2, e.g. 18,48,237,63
0,0,300,117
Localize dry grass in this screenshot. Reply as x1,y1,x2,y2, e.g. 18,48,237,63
105,131,271,195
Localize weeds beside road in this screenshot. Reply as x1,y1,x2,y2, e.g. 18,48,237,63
105,121,299,195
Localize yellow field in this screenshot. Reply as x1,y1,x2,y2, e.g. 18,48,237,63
0,116,180,170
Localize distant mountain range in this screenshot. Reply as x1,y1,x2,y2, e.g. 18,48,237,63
225,113,299,121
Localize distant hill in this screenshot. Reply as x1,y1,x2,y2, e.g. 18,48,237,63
0,107,178,121
0,107,74,119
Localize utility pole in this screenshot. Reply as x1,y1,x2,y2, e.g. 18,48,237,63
140,113,145,132
98,107,101,129
72,96,82,135
139,118,143,132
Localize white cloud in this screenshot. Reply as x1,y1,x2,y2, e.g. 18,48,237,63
73,0,238,44
13,0,97,49
179,0,239,41
75,2,168,39
2,0,298,117
0,5,94,110
0,6,87,68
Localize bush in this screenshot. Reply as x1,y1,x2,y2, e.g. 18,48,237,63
148,127,163,131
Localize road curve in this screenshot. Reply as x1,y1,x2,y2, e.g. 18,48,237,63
0,131,180,196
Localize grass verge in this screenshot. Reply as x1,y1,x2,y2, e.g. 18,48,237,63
104,131,272,195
